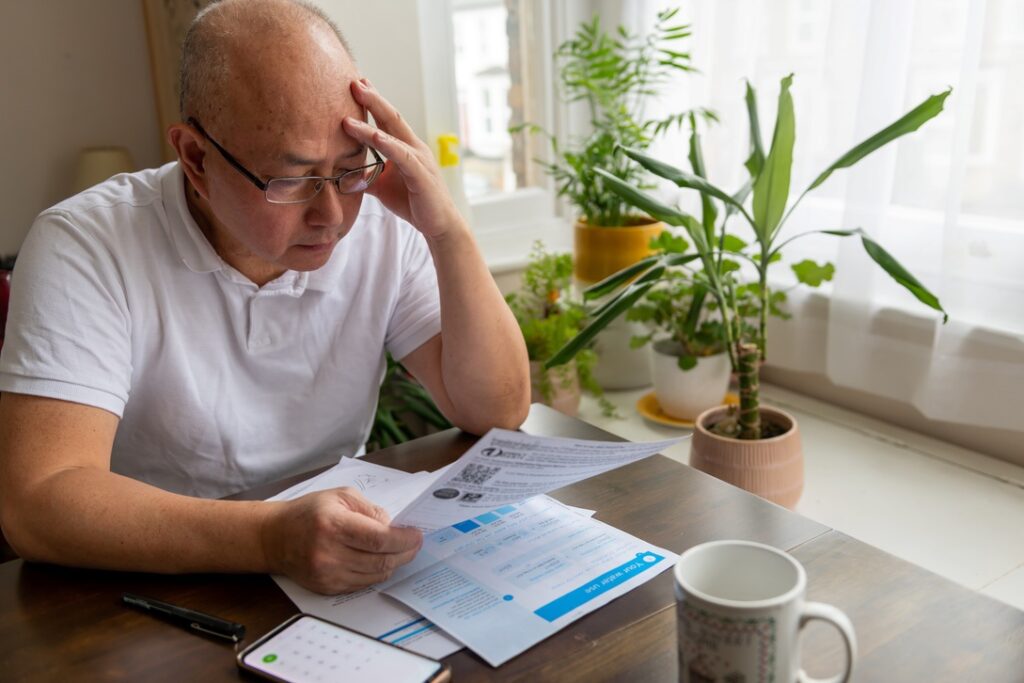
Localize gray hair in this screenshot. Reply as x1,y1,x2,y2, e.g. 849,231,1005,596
178,0,353,121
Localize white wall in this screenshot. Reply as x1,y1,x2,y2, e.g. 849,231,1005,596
317,0,432,139
0,2,163,255
0,1,454,258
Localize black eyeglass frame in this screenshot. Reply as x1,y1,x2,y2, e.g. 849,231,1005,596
187,117,385,203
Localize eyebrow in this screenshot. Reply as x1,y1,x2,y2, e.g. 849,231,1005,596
281,146,367,168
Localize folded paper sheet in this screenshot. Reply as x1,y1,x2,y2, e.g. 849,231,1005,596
391,428,685,531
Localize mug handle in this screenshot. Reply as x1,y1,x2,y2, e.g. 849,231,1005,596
796,601,857,683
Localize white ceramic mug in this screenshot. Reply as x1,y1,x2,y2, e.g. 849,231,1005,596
674,540,856,683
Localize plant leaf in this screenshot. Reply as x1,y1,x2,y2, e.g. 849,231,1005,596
583,254,661,300
807,89,952,192
688,115,718,244
682,285,707,338
593,167,695,228
629,334,651,349
663,253,701,267
591,264,666,319
677,354,698,371
791,259,835,287
545,281,657,368
752,74,795,241
721,234,748,252
618,145,750,217
858,234,948,322
826,229,948,322
743,80,765,178
650,230,689,254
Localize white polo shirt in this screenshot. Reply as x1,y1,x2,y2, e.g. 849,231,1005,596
0,162,442,498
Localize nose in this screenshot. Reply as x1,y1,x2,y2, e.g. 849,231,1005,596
305,180,346,229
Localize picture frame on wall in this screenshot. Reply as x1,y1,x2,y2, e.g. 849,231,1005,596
141,0,216,162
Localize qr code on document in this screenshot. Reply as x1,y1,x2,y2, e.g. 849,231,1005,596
453,463,501,486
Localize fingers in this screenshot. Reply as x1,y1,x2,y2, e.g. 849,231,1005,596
341,510,423,554
333,486,389,523
342,543,422,577
342,117,429,194
350,78,422,150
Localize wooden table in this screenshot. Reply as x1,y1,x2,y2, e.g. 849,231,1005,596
1,404,1023,681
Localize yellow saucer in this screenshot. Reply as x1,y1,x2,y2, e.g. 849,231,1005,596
636,391,739,429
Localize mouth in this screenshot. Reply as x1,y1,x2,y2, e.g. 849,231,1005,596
296,237,340,253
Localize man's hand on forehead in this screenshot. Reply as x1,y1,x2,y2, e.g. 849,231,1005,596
342,78,466,240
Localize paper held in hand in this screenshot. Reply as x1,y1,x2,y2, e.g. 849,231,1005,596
390,428,687,531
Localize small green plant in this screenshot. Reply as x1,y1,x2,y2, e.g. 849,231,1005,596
548,75,950,439
505,243,615,416
512,8,715,227
368,355,452,451
626,232,728,370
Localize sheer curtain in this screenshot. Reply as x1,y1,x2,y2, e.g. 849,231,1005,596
623,0,1024,430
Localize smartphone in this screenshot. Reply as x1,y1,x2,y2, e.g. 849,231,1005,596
237,613,451,683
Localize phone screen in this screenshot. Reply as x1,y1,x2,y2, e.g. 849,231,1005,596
240,614,445,683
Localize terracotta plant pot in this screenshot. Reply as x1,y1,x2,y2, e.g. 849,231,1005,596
689,405,804,509
529,360,581,417
649,342,731,421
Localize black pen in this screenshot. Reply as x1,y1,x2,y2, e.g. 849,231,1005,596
122,592,246,643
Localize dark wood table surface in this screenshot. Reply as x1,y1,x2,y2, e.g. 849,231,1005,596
1,404,1023,681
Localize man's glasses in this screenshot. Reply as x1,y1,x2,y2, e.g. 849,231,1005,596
187,118,385,204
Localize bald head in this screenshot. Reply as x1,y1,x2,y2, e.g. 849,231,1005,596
179,0,355,126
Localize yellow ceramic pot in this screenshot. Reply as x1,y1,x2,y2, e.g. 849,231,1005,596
573,218,666,284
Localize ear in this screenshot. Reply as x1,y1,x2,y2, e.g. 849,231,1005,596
167,123,211,200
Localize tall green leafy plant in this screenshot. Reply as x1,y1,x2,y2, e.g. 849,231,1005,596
513,8,715,226
548,75,951,439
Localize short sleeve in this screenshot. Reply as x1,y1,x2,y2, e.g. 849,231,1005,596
0,210,132,416
384,224,442,361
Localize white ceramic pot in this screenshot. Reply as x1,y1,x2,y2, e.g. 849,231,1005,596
589,316,653,390
650,340,731,421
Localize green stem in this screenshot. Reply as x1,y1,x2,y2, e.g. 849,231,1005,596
737,341,761,439
758,247,769,361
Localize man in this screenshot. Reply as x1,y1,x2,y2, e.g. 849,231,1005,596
0,0,529,595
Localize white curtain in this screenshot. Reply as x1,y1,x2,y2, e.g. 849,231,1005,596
618,0,1024,430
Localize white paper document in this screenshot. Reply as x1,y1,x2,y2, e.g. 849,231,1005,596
391,428,685,531
268,457,596,659
267,430,682,665
381,495,678,667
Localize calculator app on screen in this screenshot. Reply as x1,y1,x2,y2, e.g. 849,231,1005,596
241,615,444,683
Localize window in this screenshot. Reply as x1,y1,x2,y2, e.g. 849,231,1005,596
452,0,514,198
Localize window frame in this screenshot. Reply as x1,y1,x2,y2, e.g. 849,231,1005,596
420,0,597,266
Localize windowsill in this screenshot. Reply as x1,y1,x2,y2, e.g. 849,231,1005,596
477,216,573,274
572,382,1024,611
481,213,1024,462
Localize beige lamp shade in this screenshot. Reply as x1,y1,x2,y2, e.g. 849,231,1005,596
72,147,135,193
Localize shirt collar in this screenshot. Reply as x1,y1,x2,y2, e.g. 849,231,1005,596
160,162,349,294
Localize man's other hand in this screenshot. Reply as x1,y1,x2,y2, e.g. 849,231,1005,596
262,488,423,595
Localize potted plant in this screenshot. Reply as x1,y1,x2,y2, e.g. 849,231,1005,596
513,8,714,388
547,74,950,508
626,232,731,422
505,242,614,417
368,354,452,452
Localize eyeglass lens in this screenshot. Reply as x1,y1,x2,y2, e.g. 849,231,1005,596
265,161,383,204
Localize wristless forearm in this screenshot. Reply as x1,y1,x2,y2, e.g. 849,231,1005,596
6,467,276,574
426,227,530,430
